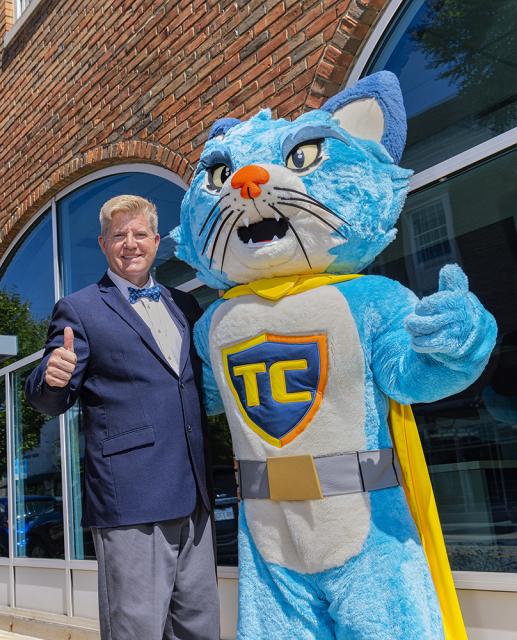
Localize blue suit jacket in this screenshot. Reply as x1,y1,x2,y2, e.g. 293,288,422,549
25,273,211,528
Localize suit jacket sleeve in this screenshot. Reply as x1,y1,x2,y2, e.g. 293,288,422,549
25,297,90,416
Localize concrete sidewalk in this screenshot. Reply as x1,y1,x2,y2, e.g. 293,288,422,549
0,633,39,640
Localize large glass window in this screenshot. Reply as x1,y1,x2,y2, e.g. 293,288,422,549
0,167,238,568
369,148,517,572
366,0,517,171
359,0,517,577
58,172,193,295
11,364,63,559
0,213,54,364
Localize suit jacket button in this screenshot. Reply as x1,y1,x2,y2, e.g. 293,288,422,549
180,382,185,389
187,424,192,432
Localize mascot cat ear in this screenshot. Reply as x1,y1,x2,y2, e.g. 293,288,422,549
208,117,241,140
321,70,407,163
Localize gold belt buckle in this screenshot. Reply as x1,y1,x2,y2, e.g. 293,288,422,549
266,454,323,501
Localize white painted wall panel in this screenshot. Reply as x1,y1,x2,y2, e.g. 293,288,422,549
218,577,238,640
72,570,98,620
458,589,517,640
15,567,66,615
0,568,8,606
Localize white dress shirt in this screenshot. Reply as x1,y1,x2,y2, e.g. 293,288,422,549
107,269,182,374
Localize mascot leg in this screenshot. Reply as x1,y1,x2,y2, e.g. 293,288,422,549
236,504,334,640
324,490,445,640
237,493,444,639
324,537,444,639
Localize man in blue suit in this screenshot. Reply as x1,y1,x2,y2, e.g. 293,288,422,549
25,195,219,640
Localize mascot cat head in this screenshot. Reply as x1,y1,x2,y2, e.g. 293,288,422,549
173,71,412,290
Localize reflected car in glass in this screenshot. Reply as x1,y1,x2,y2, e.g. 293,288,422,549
11,496,64,559
213,466,238,566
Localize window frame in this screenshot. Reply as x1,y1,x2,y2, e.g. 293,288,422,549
347,0,517,591
4,0,47,49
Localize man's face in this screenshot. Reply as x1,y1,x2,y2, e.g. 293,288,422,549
99,210,160,286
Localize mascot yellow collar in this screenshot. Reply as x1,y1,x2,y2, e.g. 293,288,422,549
223,274,362,301
225,272,466,640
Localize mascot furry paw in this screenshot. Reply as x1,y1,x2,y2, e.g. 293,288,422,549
173,71,496,639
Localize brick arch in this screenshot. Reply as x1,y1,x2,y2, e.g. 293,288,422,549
0,141,194,256
306,0,392,110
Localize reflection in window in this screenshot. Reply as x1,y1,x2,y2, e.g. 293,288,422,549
208,414,238,566
0,378,7,557
190,287,238,564
369,148,517,572
192,285,220,310
12,365,64,559
58,172,193,295
366,0,517,171
0,213,54,364
67,405,95,560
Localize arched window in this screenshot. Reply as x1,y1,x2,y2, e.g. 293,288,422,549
352,0,517,577
0,165,236,617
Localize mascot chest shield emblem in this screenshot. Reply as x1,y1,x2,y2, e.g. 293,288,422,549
222,333,328,447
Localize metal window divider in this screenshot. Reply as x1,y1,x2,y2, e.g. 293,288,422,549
53,195,74,616
60,410,73,617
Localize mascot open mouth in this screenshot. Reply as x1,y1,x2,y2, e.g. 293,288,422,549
238,217,289,245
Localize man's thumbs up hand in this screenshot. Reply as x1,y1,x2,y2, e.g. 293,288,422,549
45,326,78,388
63,326,75,352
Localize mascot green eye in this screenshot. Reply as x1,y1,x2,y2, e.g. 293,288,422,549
207,164,231,190
286,140,322,171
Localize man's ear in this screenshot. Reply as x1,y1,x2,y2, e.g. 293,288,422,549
320,71,407,163
98,235,106,254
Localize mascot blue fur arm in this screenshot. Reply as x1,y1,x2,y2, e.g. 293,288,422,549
173,71,497,640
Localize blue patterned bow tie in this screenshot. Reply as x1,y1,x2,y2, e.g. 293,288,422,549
128,285,161,304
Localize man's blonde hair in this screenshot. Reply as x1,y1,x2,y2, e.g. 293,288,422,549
99,195,158,237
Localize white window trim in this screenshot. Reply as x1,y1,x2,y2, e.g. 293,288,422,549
177,277,204,292
4,0,47,48
346,0,517,592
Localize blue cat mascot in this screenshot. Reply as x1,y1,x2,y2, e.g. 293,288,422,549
173,71,496,640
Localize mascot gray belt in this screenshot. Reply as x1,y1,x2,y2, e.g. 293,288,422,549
173,71,496,640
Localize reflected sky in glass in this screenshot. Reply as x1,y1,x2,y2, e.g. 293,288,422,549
59,172,192,295
0,212,54,321
366,0,517,171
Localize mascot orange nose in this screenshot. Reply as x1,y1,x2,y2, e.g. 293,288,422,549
231,165,270,199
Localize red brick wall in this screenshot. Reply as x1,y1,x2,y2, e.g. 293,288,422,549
0,0,390,257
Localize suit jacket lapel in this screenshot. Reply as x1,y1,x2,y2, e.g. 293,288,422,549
158,284,190,376
98,274,178,376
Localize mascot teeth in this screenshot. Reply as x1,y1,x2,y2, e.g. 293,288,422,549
237,218,288,245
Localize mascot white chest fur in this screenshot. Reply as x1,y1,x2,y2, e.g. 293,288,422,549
173,71,496,640
211,287,367,573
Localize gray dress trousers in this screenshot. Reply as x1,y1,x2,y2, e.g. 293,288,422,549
92,503,220,640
